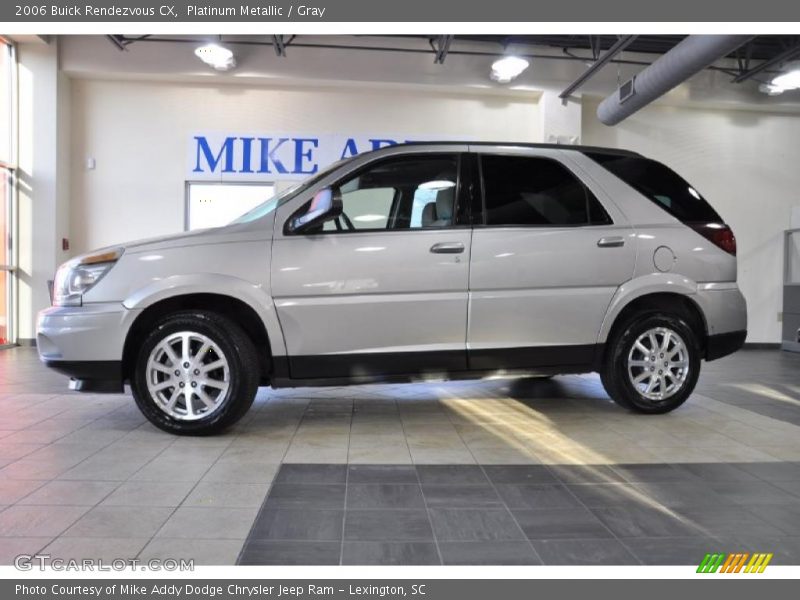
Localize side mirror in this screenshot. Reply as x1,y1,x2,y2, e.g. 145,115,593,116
286,187,343,234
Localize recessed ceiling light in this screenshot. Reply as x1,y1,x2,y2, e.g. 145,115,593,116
194,43,236,71
490,56,529,83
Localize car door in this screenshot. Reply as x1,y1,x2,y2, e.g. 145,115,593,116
271,150,472,379
467,148,637,370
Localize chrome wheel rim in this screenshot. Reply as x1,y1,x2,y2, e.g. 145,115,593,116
627,327,690,402
146,331,230,421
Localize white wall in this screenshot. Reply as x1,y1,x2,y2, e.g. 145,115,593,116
583,97,800,343
69,78,541,252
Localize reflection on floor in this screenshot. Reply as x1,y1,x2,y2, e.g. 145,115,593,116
0,347,798,565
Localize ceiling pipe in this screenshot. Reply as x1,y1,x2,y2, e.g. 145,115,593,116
597,35,753,126
559,35,638,100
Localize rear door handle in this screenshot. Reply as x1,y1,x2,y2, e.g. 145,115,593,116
430,242,465,254
597,236,625,248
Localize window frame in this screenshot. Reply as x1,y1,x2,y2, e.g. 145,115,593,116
284,152,470,236
474,153,614,229
0,39,16,348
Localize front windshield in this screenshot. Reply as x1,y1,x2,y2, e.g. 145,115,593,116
231,157,352,224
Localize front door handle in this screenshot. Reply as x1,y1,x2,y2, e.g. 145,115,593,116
430,242,465,254
597,236,625,248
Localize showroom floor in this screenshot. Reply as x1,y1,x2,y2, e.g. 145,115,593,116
1,347,799,566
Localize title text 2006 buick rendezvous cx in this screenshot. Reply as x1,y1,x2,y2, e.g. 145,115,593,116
37,142,747,435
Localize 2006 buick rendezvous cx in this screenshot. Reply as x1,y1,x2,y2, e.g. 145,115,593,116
37,142,747,434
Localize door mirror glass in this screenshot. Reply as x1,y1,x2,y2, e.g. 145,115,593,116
287,187,343,233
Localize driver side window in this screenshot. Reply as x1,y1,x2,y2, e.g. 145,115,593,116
323,154,459,232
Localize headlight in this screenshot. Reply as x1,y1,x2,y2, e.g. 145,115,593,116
53,248,124,307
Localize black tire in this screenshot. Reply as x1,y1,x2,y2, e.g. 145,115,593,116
131,310,259,435
600,312,701,414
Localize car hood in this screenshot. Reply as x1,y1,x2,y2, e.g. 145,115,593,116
114,215,275,255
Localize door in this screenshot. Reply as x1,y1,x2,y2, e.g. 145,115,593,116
468,151,636,370
271,152,471,379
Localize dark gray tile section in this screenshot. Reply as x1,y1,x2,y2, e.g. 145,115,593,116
239,461,800,565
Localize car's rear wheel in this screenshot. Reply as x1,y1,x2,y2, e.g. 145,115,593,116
600,312,700,414
131,310,259,435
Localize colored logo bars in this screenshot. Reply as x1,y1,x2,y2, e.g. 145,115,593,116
697,552,773,573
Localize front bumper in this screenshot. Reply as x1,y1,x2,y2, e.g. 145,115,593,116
37,302,135,392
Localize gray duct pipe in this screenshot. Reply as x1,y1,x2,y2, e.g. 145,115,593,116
597,35,753,126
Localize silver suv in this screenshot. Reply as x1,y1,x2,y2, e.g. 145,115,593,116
37,143,747,435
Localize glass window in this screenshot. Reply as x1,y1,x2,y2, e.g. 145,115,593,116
480,155,611,226
320,155,459,232
586,153,722,224
186,182,275,231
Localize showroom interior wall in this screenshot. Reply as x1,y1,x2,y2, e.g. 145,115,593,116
583,98,799,344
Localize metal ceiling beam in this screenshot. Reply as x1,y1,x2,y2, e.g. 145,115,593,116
432,35,454,64
559,35,638,100
732,42,800,83
106,35,127,51
272,35,287,57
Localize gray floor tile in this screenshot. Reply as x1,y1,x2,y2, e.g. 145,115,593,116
707,480,800,506
0,479,46,504
736,462,800,482
347,465,417,484
63,506,173,538
612,464,696,483
249,509,343,541
140,538,243,566
344,509,433,541
264,484,346,509
101,481,195,507
532,539,640,565
631,481,736,508
591,505,706,538
18,480,118,506
546,464,627,485
439,541,541,565
274,464,347,484
483,465,557,484
347,483,425,509
42,537,149,561
422,484,502,508
622,537,721,566
495,483,582,510
428,508,525,542
0,537,54,565
746,505,800,535
512,508,614,540
669,463,760,483
417,465,489,485
183,482,269,508
0,505,89,537
565,483,648,508
342,541,440,565
676,505,787,538
156,507,258,540
238,540,341,565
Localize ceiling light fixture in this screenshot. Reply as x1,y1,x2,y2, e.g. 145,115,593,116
194,43,236,71
763,61,800,95
490,56,530,84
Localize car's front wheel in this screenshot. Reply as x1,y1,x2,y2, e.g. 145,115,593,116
131,310,259,435
600,312,701,414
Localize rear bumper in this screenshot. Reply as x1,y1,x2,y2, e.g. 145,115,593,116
706,330,747,361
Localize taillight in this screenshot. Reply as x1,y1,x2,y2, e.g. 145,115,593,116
690,223,737,256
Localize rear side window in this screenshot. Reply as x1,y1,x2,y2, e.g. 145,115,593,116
587,153,722,223
480,155,612,226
